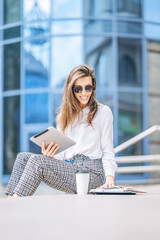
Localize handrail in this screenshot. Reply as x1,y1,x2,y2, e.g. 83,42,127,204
117,165,160,173
116,154,160,163
114,125,160,154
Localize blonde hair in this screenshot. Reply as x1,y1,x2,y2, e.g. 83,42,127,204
56,65,99,133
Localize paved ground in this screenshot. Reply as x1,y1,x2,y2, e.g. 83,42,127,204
0,184,160,240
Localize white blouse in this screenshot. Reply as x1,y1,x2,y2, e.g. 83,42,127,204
55,103,117,177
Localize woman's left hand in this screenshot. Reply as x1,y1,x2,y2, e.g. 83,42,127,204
99,175,115,188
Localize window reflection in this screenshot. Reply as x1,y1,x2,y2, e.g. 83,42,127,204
53,92,62,127
118,21,142,35
4,43,20,91
84,20,112,35
119,55,136,86
29,133,41,154
23,3,50,90
52,20,83,35
145,23,160,39
24,41,49,88
117,0,142,18
144,0,160,22
118,92,143,156
25,93,48,123
84,0,112,17
96,90,113,109
84,37,113,89
23,1,50,44
51,36,83,88
3,96,20,175
4,0,21,24
23,1,50,20
53,0,82,18
3,26,21,40
118,39,142,87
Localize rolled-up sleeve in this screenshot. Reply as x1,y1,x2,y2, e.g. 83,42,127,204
100,106,117,177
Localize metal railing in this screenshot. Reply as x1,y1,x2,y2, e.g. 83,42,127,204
114,125,160,183
114,125,160,154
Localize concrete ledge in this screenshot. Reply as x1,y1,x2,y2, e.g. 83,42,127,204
0,184,160,240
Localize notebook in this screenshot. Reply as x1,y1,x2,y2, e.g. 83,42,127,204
89,186,147,195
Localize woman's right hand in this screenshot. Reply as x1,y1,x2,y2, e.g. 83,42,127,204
41,141,59,158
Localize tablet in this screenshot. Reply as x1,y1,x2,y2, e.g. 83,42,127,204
30,126,76,155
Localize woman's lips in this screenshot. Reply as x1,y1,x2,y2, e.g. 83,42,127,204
80,96,88,100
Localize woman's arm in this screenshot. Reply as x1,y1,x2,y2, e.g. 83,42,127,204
99,106,117,188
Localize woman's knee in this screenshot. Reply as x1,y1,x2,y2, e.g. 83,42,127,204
27,154,43,168
16,152,33,165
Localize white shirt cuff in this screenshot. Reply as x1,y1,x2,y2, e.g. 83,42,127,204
104,169,116,177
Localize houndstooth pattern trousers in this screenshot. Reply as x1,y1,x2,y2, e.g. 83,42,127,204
5,152,104,197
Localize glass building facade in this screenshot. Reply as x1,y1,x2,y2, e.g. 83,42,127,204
0,0,159,184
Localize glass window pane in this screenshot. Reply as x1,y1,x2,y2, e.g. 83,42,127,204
118,92,143,156
144,0,160,22
29,132,41,154
3,96,20,175
4,42,20,91
23,1,50,42
3,26,21,40
4,0,21,24
84,0,113,17
117,0,142,18
52,19,112,38
25,93,48,123
97,91,113,109
145,23,160,40
91,38,114,108
23,20,50,40
84,20,112,35
52,92,62,127
118,39,142,87
24,40,49,89
53,0,82,18
52,20,83,35
84,37,114,89
23,0,50,20
118,21,142,35
51,36,83,88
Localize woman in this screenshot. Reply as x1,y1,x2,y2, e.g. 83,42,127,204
5,64,117,197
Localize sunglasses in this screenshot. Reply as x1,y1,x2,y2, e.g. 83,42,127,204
73,84,94,94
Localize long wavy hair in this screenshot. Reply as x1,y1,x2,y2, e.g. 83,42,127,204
56,65,99,133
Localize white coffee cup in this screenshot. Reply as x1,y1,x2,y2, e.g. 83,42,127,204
76,172,89,195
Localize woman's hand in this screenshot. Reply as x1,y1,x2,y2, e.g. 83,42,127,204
41,141,59,158
99,175,115,188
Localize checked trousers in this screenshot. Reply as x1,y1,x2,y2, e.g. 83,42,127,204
5,152,104,197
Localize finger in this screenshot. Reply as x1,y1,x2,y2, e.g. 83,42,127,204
106,182,110,188
41,141,46,153
47,144,59,157
108,183,112,188
111,182,115,187
46,143,58,156
45,142,55,155
50,146,60,158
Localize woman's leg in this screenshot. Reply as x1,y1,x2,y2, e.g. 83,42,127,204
73,155,104,191
13,154,77,197
5,152,33,196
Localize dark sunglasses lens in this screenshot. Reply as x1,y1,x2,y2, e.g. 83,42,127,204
73,86,82,93
85,85,93,92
